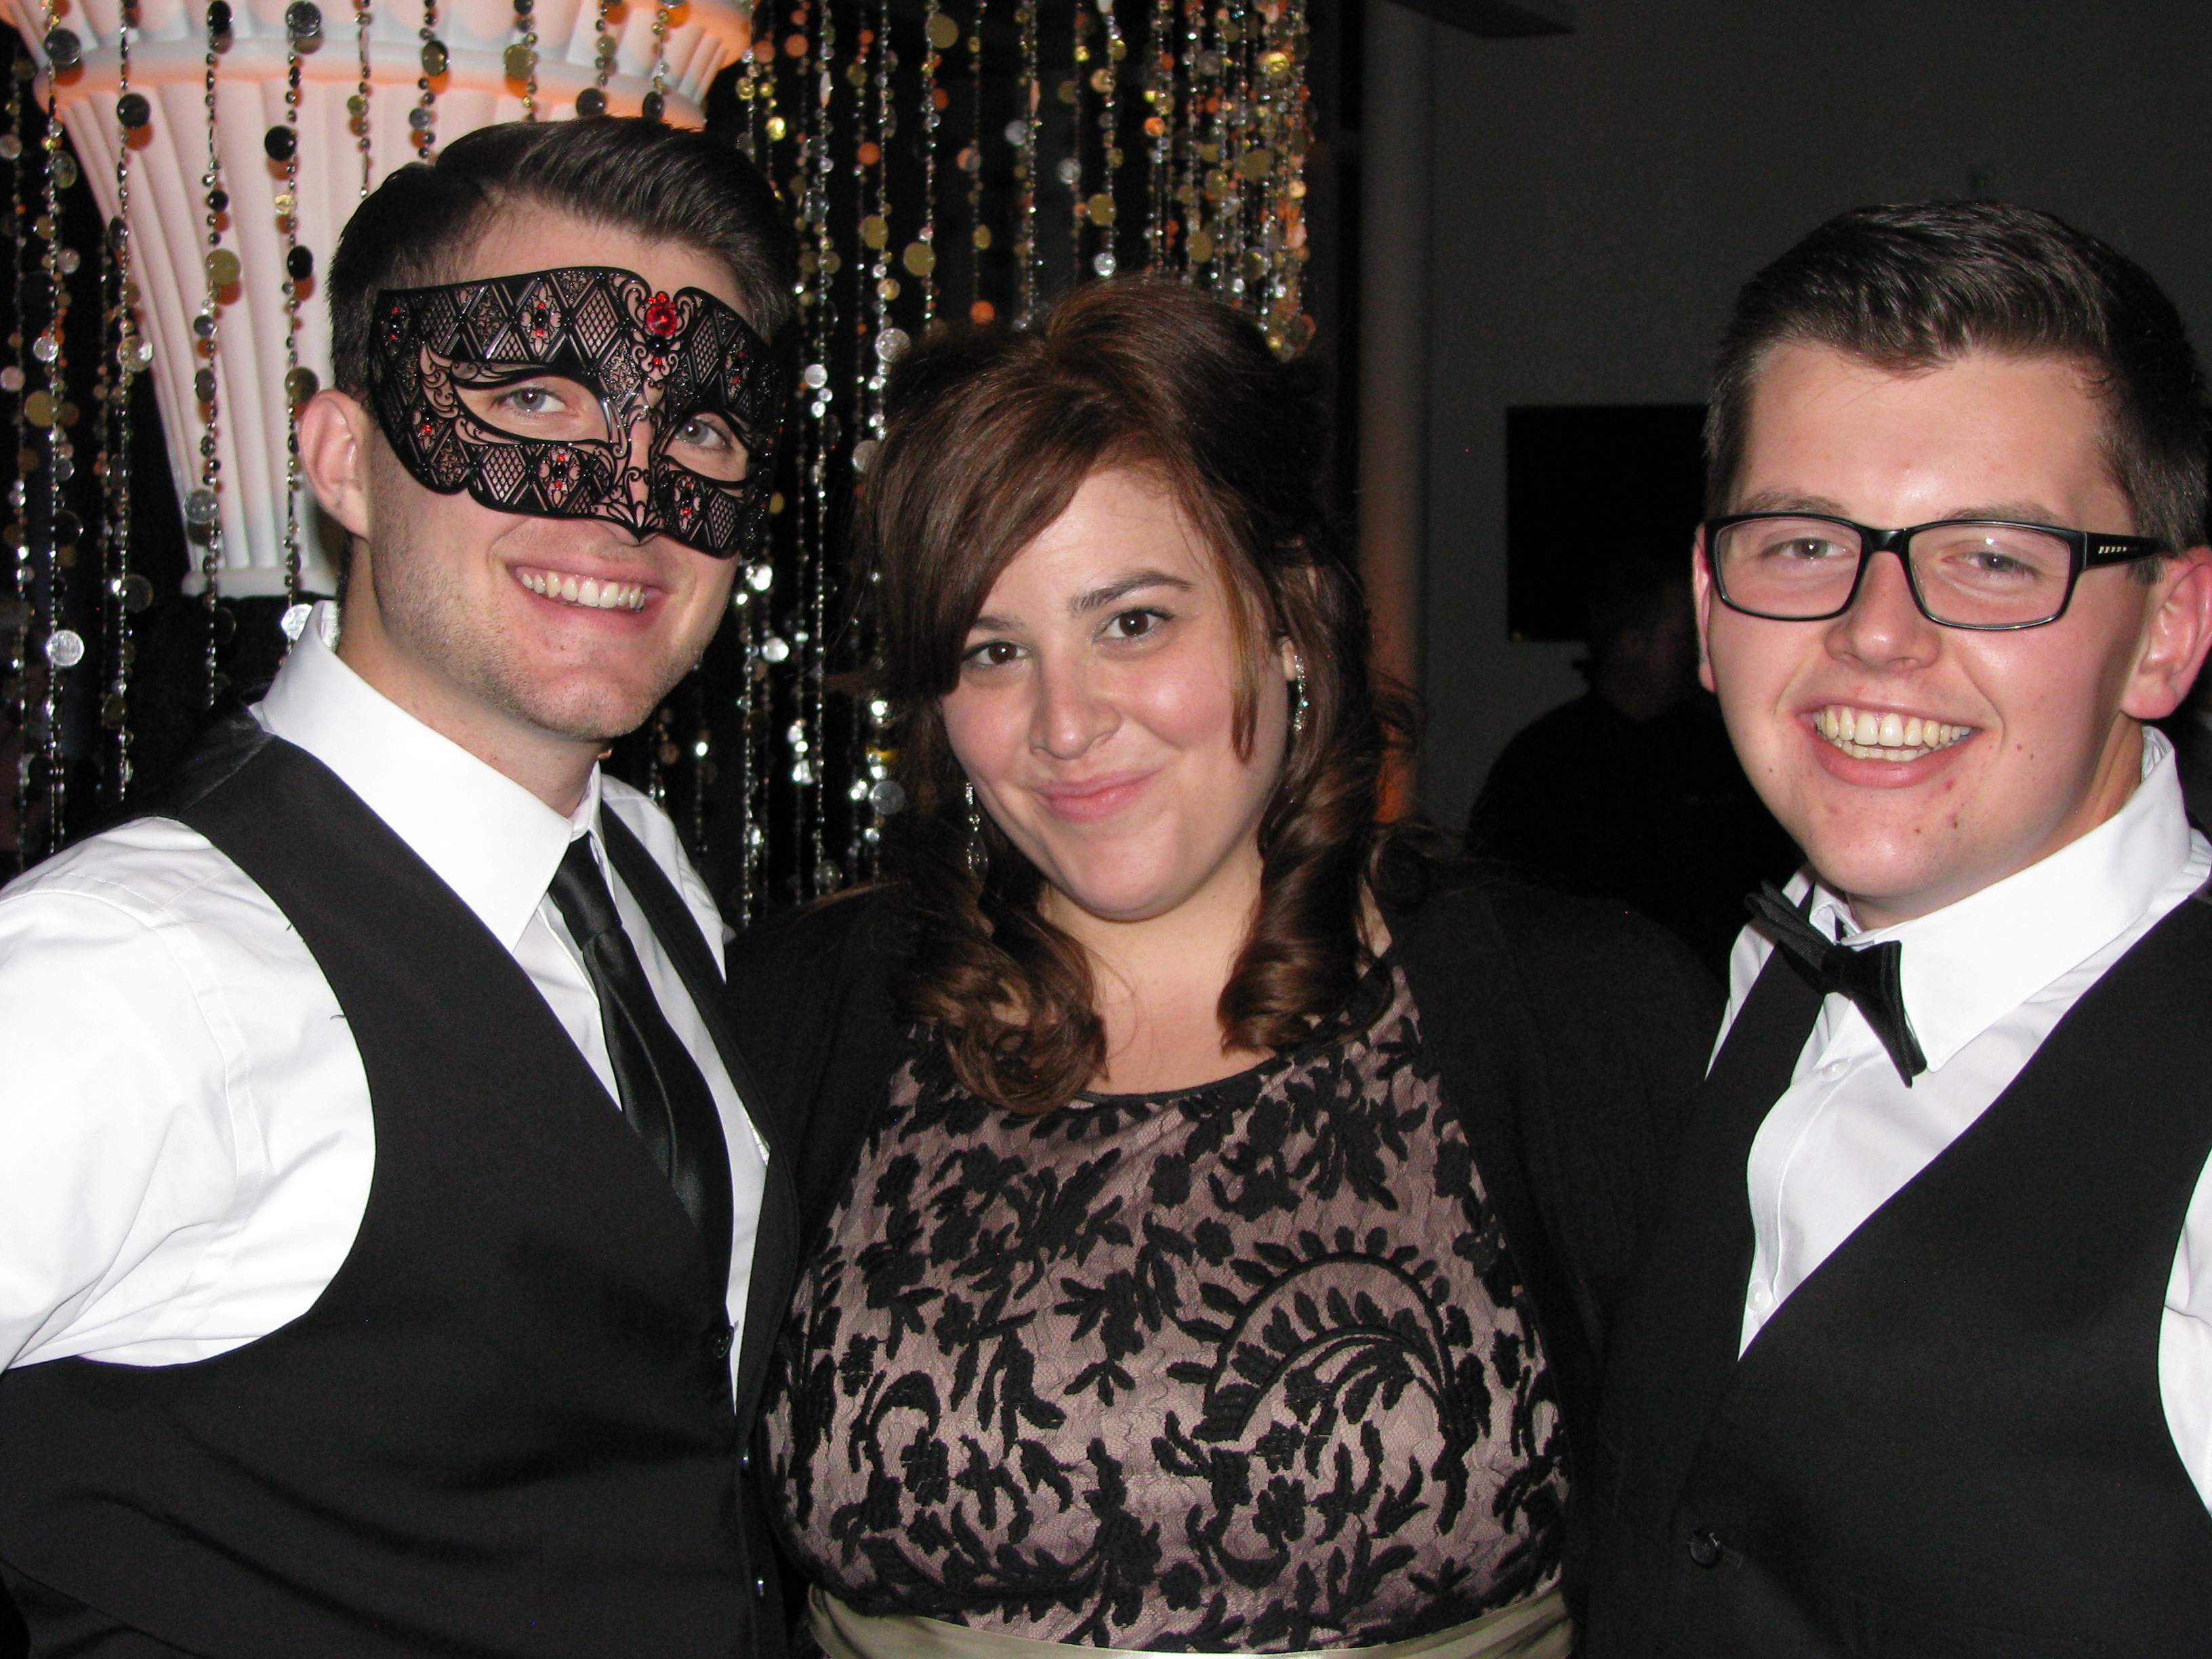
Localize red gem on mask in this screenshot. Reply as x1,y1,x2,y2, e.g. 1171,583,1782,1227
669,472,701,525
644,293,681,337
539,446,578,502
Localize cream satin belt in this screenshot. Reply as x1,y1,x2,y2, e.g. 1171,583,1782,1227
808,1584,1573,1659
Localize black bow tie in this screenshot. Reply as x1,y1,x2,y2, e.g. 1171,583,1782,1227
1744,881,1927,1086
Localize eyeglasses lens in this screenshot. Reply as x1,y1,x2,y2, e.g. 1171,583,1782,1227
1714,518,2074,627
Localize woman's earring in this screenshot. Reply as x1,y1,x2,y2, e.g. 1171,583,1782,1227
964,781,987,880
1290,656,1309,741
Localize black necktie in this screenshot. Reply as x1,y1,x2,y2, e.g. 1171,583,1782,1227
548,835,734,1286
1744,880,1927,1086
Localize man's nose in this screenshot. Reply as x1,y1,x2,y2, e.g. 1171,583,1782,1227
618,413,657,499
1827,546,1942,670
1030,651,1116,760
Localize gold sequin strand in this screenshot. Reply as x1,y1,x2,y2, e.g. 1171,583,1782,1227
103,0,148,799
727,23,781,916
915,0,949,326
1093,0,1124,276
963,0,990,322
1221,0,1257,302
1063,8,1088,275
276,1,314,634
578,0,614,116
33,1,75,855
843,0,895,885
350,0,374,197
414,0,445,159
191,0,233,706
1015,0,1039,318
644,1,674,121
857,0,893,447
793,0,837,897
508,0,539,121
1143,0,1173,264
1180,0,1213,276
4,46,32,872
1258,0,1311,353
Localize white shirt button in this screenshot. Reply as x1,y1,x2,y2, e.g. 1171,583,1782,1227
1747,1281,1775,1313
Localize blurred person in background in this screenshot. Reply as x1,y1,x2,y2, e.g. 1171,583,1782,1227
1469,554,1796,973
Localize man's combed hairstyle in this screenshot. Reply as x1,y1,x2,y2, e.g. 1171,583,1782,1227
328,117,798,398
863,276,1410,1115
1708,201,2212,557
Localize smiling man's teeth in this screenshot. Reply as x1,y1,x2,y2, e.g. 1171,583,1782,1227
517,569,647,611
1816,703,1970,762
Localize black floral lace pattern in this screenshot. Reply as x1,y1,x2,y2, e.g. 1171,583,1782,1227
762,959,1566,1652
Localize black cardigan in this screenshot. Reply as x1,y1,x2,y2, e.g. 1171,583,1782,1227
724,874,1719,1611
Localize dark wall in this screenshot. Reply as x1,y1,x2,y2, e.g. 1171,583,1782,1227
1420,0,2212,822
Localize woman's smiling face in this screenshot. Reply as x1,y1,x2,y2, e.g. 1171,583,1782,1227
940,466,1294,928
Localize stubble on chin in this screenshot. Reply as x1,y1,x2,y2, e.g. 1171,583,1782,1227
368,543,702,746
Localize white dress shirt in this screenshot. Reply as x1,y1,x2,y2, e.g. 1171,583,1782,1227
0,602,768,1385
1722,727,2212,1508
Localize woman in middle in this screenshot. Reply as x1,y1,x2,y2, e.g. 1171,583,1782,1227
736,278,1717,1657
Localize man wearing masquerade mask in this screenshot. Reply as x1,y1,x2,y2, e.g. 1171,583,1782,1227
0,119,799,1657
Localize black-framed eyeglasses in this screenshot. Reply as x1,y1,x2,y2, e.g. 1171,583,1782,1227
1702,512,2166,631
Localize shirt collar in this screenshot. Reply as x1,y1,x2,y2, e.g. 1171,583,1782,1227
1798,726,2194,1071
251,600,599,950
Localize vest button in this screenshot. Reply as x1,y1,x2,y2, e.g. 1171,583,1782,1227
1686,1529,1723,1568
709,1326,734,1361
739,1448,754,1477
754,1574,769,1601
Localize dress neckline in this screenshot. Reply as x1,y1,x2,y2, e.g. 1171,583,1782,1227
1067,947,1400,1111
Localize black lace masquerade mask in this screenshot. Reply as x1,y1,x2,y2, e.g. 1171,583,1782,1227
366,265,787,560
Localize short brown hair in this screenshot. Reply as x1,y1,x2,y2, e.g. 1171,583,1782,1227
863,276,1408,1114
328,117,798,398
1707,201,2210,556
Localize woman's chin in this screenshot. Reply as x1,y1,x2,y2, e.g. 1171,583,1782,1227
1040,862,1202,928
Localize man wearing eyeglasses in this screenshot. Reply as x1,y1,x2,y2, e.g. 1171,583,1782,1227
1586,201,2212,1656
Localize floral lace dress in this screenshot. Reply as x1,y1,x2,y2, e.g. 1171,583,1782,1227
761,957,1568,1652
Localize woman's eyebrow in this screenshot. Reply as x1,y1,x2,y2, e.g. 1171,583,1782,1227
1069,571,1195,615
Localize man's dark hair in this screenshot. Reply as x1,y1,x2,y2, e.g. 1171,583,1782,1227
1707,201,2211,558
328,118,798,398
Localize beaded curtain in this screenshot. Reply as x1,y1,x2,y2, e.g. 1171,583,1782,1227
0,0,1315,916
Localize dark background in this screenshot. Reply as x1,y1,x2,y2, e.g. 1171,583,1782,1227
1417,0,2212,825
1504,403,1705,643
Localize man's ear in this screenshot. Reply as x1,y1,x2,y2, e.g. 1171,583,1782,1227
2123,547,2212,722
1690,531,1719,694
298,389,375,543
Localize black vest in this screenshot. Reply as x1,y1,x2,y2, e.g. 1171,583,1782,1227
0,720,796,1658
1586,886,2212,1658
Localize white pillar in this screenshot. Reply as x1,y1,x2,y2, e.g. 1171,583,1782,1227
10,0,752,597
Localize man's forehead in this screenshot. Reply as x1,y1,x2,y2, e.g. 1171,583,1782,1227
447,203,745,318
1746,340,2103,423
1735,342,2122,516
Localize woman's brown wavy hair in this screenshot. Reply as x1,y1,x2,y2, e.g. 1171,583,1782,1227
861,276,1411,1114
